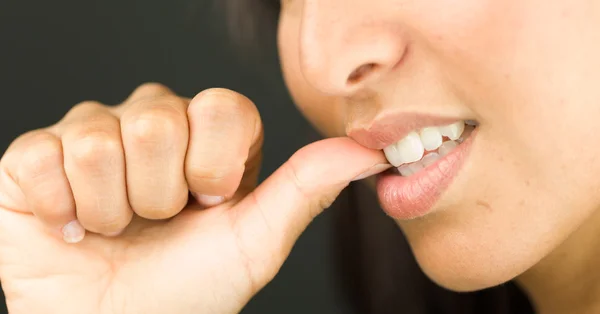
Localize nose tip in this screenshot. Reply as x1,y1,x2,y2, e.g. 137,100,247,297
299,26,407,96
311,50,402,95
297,1,410,96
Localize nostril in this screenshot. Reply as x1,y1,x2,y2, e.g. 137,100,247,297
347,63,378,85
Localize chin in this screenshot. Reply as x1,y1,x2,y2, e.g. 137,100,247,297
416,251,523,292
402,220,534,293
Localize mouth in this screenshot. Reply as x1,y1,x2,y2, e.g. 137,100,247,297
383,120,477,176
350,118,478,220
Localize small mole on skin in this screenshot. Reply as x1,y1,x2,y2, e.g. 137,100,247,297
476,200,491,210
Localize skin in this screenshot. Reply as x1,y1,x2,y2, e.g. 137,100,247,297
278,0,600,313
0,0,599,313
0,85,386,313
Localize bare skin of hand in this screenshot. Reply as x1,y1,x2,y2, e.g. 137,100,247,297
0,84,387,314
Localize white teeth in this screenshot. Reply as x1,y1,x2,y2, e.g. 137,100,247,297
383,120,473,171
421,153,440,167
419,127,443,151
396,153,440,177
398,164,413,176
394,131,425,165
439,121,465,141
397,162,424,176
383,142,404,168
438,140,458,156
383,131,424,167
408,162,423,174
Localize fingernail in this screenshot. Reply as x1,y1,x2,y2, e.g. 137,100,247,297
193,193,226,207
352,164,392,181
62,220,86,244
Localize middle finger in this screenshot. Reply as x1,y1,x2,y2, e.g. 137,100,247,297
120,95,190,219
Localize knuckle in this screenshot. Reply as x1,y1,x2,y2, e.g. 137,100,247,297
68,131,122,168
18,132,62,181
133,82,172,97
53,101,109,132
282,160,311,199
199,88,251,104
283,154,334,217
125,100,187,145
192,90,262,144
192,89,252,118
153,94,189,111
68,101,104,117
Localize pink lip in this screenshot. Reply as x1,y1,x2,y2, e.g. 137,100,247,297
347,112,462,150
375,128,477,220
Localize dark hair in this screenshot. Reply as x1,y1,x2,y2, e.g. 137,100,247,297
224,2,535,313
220,0,280,57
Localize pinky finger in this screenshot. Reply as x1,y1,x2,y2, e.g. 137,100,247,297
9,131,83,243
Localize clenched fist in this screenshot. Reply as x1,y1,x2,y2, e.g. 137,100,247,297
0,84,387,314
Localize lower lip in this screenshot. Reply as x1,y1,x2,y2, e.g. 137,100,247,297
376,128,478,220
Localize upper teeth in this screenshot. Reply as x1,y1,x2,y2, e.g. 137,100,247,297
383,121,466,167
439,121,464,141
419,127,443,151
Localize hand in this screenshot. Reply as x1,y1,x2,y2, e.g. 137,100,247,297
0,83,387,314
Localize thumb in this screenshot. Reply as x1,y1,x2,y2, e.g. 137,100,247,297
233,137,389,274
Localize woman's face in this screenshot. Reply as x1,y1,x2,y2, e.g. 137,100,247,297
277,0,600,291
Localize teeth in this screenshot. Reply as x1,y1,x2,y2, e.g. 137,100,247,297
438,140,458,156
383,142,404,168
439,121,465,141
419,127,443,151
394,131,425,165
383,132,425,167
398,164,413,176
383,131,424,167
408,162,423,174
421,153,440,167
384,120,472,170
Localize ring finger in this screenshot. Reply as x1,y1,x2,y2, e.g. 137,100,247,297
61,102,133,236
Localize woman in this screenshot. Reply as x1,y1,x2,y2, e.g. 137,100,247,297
0,0,597,313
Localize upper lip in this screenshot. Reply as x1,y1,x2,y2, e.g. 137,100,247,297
347,111,464,150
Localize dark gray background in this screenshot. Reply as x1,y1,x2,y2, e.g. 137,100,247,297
0,1,354,313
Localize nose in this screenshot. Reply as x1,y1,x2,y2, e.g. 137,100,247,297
298,1,408,96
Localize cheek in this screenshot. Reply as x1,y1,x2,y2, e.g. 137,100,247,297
395,1,600,290
449,1,600,196
278,20,346,138
410,0,600,208
402,83,600,292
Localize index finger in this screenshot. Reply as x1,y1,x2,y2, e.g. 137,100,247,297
185,88,263,203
